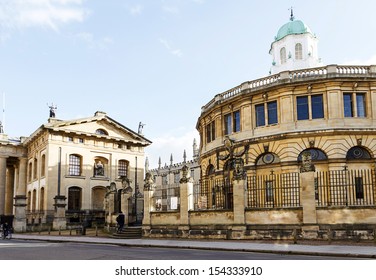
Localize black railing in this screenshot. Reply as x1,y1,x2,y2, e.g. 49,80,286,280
195,178,233,210
315,169,376,207
247,173,301,208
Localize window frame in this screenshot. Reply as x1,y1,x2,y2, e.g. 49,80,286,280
255,100,278,127
69,154,82,176
343,92,367,118
296,94,324,121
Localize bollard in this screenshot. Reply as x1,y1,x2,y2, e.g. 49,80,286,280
95,226,98,237
59,226,61,236
48,227,51,235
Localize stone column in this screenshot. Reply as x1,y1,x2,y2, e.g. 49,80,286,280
300,171,319,238
53,195,67,230
0,156,8,215
231,178,247,239
5,166,15,215
13,158,27,232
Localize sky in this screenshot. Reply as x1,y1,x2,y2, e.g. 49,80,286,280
1,0,376,169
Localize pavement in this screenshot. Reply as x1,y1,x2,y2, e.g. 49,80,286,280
10,230,376,259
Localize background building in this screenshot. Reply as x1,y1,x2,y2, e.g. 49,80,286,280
143,13,376,240
0,111,151,231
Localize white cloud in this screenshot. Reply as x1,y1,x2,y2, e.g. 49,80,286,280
129,4,143,16
0,0,89,31
159,38,183,57
76,32,114,50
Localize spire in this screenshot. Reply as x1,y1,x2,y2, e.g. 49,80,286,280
158,157,161,169
183,150,187,163
170,154,173,166
289,6,295,21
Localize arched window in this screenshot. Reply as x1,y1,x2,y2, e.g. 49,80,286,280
41,154,46,177
95,129,108,135
118,160,129,177
256,152,281,165
69,154,82,176
28,162,32,182
68,187,82,211
32,189,37,211
40,187,45,211
206,164,215,176
280,47,286,64
298,148,328,161
33,158,38,179
346,146,372,160
295,43,303,60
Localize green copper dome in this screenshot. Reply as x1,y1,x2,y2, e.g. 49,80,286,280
275,19,312,41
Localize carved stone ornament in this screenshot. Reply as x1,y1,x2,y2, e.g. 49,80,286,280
233,158,246,181
179,165,192,184
300,151,316,173
121,176,133,194
143,172,154,191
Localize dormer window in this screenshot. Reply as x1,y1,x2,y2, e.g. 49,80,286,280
295,43,302,60
95,129,108,135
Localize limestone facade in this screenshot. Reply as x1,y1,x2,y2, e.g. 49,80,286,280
0,111,151,231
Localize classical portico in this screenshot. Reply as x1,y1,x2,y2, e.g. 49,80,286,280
0,134,28,231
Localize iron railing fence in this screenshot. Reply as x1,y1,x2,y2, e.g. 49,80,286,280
152,183,180,211
247,172,301,208
315,169,376,207
194,178,233,210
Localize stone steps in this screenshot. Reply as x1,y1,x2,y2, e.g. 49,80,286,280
112,227,142,239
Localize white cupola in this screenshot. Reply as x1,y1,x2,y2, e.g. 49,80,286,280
269,11,322,74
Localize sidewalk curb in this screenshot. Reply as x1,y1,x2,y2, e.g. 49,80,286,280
12,234,376,259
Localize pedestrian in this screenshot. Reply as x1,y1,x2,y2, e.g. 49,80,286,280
116,211,125,233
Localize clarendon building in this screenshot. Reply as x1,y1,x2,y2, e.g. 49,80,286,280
142,13,376,240
0,111,151,232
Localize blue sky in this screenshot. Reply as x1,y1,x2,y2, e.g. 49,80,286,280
1,0,376,169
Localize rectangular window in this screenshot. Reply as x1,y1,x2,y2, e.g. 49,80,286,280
118,160,128,177
311,95,324,119
69,155,81,176
356,93,366,117
233,110,241,132
297,96,309,120
343,93,353,117
265,180,274,203
224,114,232,135
355,177,364,199
267,101,278,124
255,104,265,127
343,92,367,118
206,121,216,143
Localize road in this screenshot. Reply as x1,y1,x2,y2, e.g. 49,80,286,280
0,239,362,260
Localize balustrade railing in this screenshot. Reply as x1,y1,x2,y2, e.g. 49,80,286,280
201,64,376,113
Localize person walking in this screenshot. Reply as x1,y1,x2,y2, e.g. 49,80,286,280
116,211,125,233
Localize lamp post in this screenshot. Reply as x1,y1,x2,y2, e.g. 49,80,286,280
134,156,139,224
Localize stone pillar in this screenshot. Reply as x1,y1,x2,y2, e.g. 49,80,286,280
13,158,27,232
53,195,67,230
178,181,194,237
300,171,319,238
142,187,154,236
231,178,247,239
0,156,8,215
121,192,132,227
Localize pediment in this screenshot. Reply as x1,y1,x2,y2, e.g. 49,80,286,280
42,113,151,145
